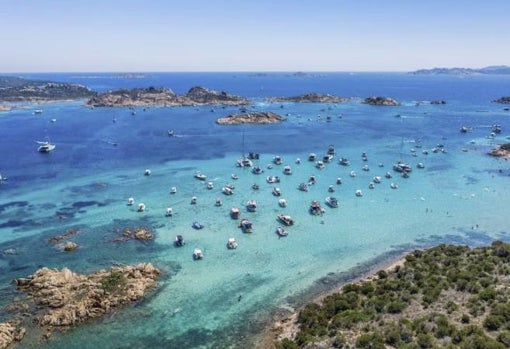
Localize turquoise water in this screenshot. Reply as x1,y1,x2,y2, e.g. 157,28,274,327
1,73,510,348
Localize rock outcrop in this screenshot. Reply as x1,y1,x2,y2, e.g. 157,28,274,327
363,96,400,106
267,93,348,103
14,263,160,329
86,86,249,107
216,111,284,125
489,143,510,158
494,96,510,104
0,322,25,349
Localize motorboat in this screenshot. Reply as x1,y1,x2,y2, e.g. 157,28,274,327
278,198,287,207
308,153,317,161
390,182,398,189
295,158,301,164
309,200,323,215
323,154,333,163
277,214,294,226
393,161,412,173
192,221,204,230
336,177,343,185
339,157,350,166
276,226,288,237
350,171,356,177
239,218,253,233
225,183,235,190
165,207,173,216
252,166,264,174
137,203,146,212
273,156,283,165
127,197,135,206
325,196,338,208
174,235,185,247
368,182,375,189
207,181,214,189
231,173,239,180
194,171,207,180
492,124,502,134
167,129,174,137
222,186,234,195
298,182,309,192
373,176,382,184
266,175,280,184
215,198,223,206
283,165,292,175
385,172,392,179
355,189,363,197
315,160,325,169
308,176,316,185
37,141,56,153
230,207,240,219
144,169,151,176
248,152,260,160
236,157,253,168
246,200,257,212
33,109,43,114
417,162,425,169
362,165,370,172
226,238,238,249
193,248,203,260
170,187,177,194
361,152,368,161
251,183,260,190
328,185,335,193
327,144,335,155
272,187,281,196
190,196,197,204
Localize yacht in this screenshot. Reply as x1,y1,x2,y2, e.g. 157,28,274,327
266,175,280,184
308,153,317,161
137,203,146,212
127,197,135,206
207,181,214,189
327,144,335,155
194,171,207,180
390,182,398,189
37,141,56,153
336,177,342,185
230,207,240,219
246,200,257,212
373,176,382,184
328,185,335,193
190,196,197,204
283,165,292,175
239,218,253,233
252,166,264,174
339,157,350,166
315,160,325,169
355,189,363,197
277,214,294,226
167,129,174,137
278,198,287,207
215,198,222,206
393,161,412,173
231,173,239,180
222,186,234,195
309,200,323,215
192,221,204,229
226,238,238,249
272,187,282,196
362,165,370,172
144,169,151,176
273,156,283,165
298,182,309,192
236,157,253,168
325,196,338,208
417,162,425,169
193,248,203,260
174,235,185,247
170,187,177,194
323,154,333,163
276,226,288,237
165,207,173,216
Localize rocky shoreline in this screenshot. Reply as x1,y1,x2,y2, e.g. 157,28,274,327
267,92,348,103
2,263,160,347
216,111,284,125
489,143,510,158
86,86,249,107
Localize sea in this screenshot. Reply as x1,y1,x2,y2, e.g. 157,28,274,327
1,72,510,348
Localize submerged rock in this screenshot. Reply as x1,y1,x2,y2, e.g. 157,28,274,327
216,111,284,125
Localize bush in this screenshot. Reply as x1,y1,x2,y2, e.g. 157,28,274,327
484,314,505,331
356,332,385,349
275,338,299,349
99,270,125,292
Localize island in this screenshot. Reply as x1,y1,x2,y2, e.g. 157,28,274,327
363,96,400,106
216,111,284,125
271,241,510,349
86,86,249,107
411,65,510,75
0,76,95,103
3,263,160,346
494,96,510,104
489,143,510,158
267,93,348,103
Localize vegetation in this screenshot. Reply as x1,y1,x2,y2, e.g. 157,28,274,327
99,271,126,293
275,241,510,348
0,76,94,101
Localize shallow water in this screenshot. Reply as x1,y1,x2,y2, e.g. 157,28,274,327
1,72,509,348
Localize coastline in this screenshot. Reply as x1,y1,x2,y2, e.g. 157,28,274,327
252,250,410,349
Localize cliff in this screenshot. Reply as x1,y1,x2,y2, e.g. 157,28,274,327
0,76,95,102
216,111,284,125
267,92,348,103
86,86,249,107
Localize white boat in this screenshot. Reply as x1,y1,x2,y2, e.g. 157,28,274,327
266,175,280,184
368,182,375,189
144,169,151,176
278,198,287,207
272,187,281,196
393,161,412,173
315,160,325,169
273,156,283,165
339,157,350,166
231,173,239,180
327,144,335,155
236,157,253,168
230,207,240,219
328,185,335,193
277,214,294,226
350,171,356,177
170,187,177,194
355,189,363,197
33,109,43,114
239,218,253,233
194,171,207,180
325,196,338,208
373,176,382,184
336,177,342,184
295,158,301,164
417,162,425,169
167,129,174,137
193,248,203,260
37,141,55,153
298,183,308,192
323,154,333,163
190,196,197,204
222,186,233,195
192,221,204,229
283,165,292,175
385,172,392,179
246,200,257,212
252,166,264,174
309,200,323,215
308,153,317,161
362,165,370,171
165,207,173,216
174,235,185,247
390,182,398,189
207,181,214,189
137,203,146,212
215,198,222,206
127,197,134,206
276,226,288,237
227,238,238,249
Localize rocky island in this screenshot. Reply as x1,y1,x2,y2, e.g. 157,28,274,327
267,93,348,103
494,96,510,104
3,263,160,346
363,96,400,106
216,111,284,125
489,143,510,158
0,76,94,103
86,86,249,107
411,65,510,75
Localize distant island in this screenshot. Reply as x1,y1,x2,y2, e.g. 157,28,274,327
0,76,95,102
363,96,400,106
216,111,284,125
86,86,249,107
494,96,510,104
411,65,510,75
267,93,348,103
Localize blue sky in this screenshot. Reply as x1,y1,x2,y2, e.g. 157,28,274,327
2,0,509,72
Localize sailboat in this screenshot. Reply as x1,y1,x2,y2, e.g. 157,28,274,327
236,133,253,168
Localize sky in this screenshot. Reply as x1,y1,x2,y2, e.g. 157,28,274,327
1,0,509,72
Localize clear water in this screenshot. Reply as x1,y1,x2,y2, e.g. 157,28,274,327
1,72,510,348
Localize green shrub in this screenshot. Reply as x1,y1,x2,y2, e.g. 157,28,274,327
356,332,385,349
484,314,505,331
275,338,298,349
99,270,126,293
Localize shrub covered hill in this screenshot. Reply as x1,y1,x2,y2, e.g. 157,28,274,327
275,241,510,349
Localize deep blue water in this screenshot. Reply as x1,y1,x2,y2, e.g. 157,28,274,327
1,72,510,348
